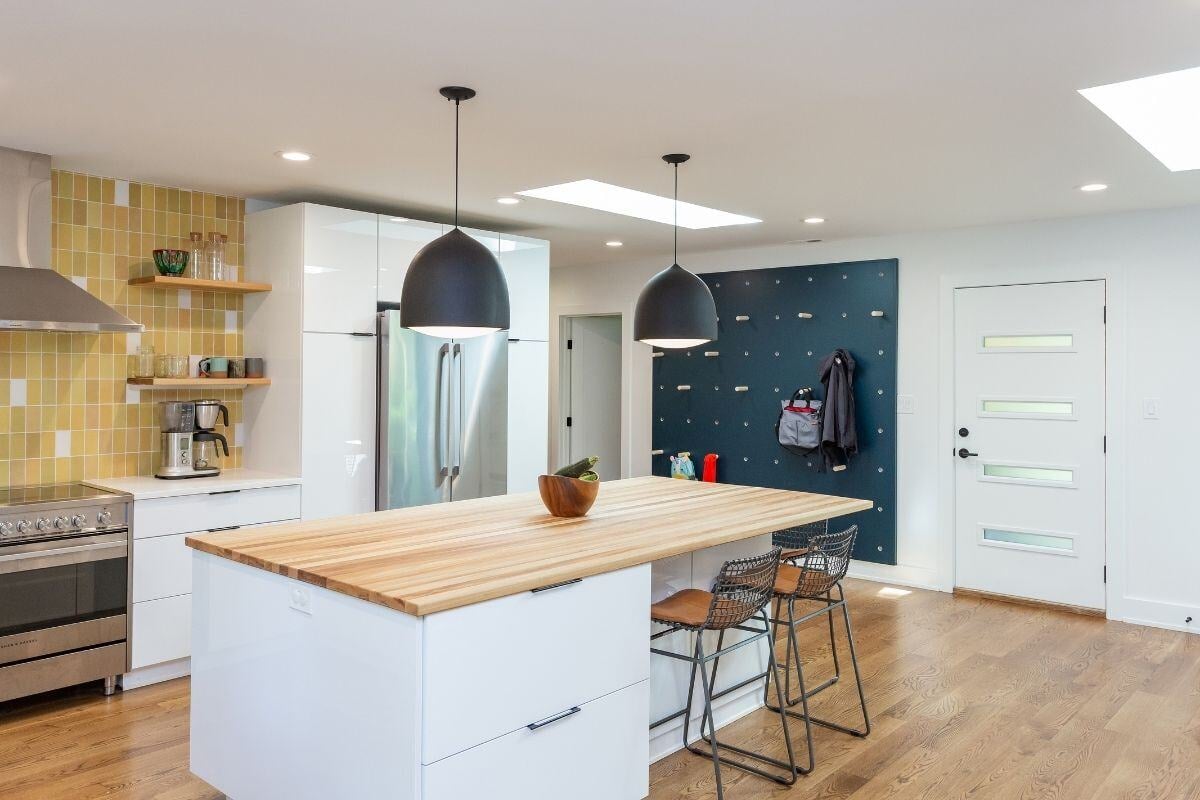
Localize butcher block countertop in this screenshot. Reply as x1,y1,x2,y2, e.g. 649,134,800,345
185,476,872,616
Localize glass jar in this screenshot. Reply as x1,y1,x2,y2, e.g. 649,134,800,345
154,354,172,378
205,232,224,281
220,234,236,281
187,232,204,279
131,344,155,378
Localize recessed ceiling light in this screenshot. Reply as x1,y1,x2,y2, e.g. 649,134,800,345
517,179,760,229
1079,183,1109,192
1080,66,1200,172
496,197,520,205
803,217,825,224
605,240,623,247
277,150,312,162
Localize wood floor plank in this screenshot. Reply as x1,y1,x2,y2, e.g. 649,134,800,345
1,578,1196,799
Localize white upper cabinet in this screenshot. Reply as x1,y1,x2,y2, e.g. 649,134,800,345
302,205,379,334
499,234,550,341
377,217,444,306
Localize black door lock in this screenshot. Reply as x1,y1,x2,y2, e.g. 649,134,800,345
957,448,979,459
958,427,970,438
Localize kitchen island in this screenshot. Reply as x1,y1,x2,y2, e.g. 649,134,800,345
186,476,871,800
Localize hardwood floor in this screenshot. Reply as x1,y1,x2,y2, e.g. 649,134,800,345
1,579,1197,799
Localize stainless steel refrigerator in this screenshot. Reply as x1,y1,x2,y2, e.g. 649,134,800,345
376,310,508,509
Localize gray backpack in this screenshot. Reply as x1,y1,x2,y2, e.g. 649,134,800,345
776,388,822,455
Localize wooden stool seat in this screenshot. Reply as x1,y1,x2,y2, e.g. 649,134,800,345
780,547,808,562
651,589,714,628
773,563,835,597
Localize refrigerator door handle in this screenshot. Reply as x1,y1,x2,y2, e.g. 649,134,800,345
438,342,451,477
452,342,463,477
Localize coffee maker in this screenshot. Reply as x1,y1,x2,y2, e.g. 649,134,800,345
155,400,230,479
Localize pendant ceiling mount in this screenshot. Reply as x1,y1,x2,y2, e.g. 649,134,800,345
400,85,510,339
633,153,718,349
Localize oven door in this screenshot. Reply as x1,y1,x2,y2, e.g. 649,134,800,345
0,531,128,666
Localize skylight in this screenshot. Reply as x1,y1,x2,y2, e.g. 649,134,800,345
1080,66,1200,172
516,179,760,229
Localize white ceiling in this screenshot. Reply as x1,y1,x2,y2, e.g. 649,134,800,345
3,0,1199,268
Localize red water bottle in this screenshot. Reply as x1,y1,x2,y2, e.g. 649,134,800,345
702,453,718,482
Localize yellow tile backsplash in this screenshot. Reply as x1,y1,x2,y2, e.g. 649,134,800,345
0,170,249,488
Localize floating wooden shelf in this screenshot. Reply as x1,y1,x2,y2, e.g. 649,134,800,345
128,275,272,294
127,378,271,389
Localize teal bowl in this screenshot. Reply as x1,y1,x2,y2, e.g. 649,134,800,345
153,249,189,276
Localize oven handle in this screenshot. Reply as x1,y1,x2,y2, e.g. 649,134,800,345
0,539,127,574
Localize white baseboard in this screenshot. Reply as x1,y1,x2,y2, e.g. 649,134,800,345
847,560,946,592
650,679,765,764
123,657,190,690
1113,596,1199,635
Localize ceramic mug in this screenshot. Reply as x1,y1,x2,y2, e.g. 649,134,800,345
245,357,265,379
228,358,246,379
199,356,229,379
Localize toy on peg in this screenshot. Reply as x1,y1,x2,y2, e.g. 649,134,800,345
676,384,692,391
734,386,749,392
797,312,814,319
870,310,886,317
704,351,719,357
735,315,750,322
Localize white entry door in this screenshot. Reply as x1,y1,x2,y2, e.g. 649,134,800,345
563,315,622,481
954,281,1106,609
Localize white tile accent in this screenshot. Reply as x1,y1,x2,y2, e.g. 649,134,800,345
178,289,191,310
225,310,238,333
72,276,88,290
115,180,130,207
126,331,142,354
126,385,141,404
55,430,72,458
10,378,26,406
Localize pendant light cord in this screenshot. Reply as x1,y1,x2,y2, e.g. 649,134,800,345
673,162,679,266
453,97,461,229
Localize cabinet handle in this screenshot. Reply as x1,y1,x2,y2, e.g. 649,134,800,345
350,331,376,337
527,706,581,731
530,577,582,594
209,489,241,496
207,525,241,533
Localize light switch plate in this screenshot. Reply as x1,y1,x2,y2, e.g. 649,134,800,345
896,394,916,414
289,586,312,615
1143,398,1161,420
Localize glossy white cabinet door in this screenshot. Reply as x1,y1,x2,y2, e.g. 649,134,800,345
507,340,549,493
302,205,378,334
301,332,377,520
500,234,550,341
377,217,444,306
131,594,191,669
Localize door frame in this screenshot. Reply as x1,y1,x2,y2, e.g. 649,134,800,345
937,267,1128,622
552,309,630,478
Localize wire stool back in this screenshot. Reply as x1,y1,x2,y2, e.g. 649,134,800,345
772,520,829,555
704,547,784,631
791,525,858,599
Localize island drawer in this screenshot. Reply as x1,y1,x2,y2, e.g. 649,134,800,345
133,484,301,539
421,563,650,765
422,679,649,800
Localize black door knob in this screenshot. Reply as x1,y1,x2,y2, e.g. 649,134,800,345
958,427,970,438
957,448,979,459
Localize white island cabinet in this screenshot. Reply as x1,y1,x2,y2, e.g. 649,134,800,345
186,478,873,800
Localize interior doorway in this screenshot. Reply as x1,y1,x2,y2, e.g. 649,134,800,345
560,315,622,481
953,280,1107,611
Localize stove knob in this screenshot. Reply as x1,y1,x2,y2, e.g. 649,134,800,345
0,521,13,537
54,516,69,530
15,520,32,536
36,518,53,533
71,514,87,529
97,510,112,527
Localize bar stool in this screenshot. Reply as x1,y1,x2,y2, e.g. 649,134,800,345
765,525,870,773
649,547,797,799
772,519,829,564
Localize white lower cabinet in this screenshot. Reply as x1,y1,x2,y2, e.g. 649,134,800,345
131,594,191,669
422,680,649,800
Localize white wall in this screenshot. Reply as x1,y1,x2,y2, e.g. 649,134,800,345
550,204,1200,634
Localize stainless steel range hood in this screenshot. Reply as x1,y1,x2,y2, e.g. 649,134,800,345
0,147,141,333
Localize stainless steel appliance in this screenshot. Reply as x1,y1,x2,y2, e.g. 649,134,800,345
0,483,131,703
193,399,230,475
0,147,140,333
376,309,507,509
157,400,228,478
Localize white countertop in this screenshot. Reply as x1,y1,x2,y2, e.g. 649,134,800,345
83,469,302,501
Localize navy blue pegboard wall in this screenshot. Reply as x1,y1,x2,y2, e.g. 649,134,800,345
651,258,899,565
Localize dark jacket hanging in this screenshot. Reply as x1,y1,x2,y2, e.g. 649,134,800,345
818,349,858,471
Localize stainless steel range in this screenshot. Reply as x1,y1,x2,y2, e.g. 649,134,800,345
0,483,131,703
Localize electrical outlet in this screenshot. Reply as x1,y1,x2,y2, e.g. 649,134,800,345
896,395,916,414
1143,398,1161,420
289,586,312,615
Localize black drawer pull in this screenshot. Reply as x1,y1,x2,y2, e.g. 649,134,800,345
531,577,582,594
207,525,241,533
209,489,242,496
527,706,580,731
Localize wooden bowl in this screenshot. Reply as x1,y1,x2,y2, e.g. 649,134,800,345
538,474,600,518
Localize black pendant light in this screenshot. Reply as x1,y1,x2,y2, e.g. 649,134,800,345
401,86,510,338
633,154,718,349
